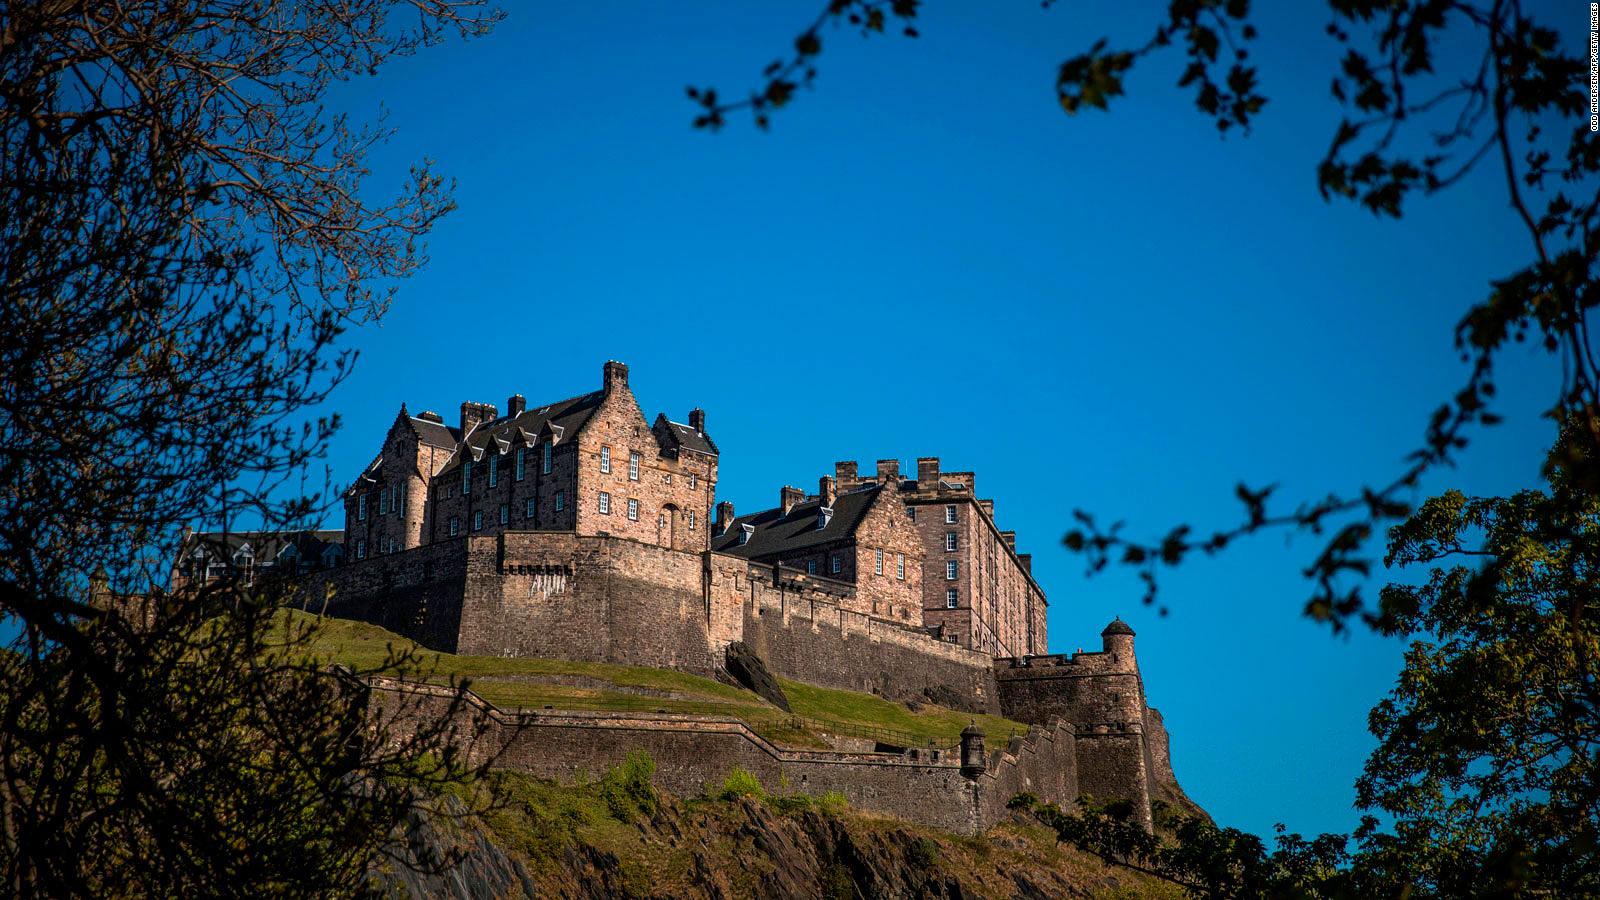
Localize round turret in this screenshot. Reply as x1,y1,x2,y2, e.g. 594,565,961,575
1101,617,1135,637
1100,616,1136,660
959,721,987,778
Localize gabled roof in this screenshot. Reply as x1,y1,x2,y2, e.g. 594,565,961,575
406,414,461,450
182,529,344,562
435,390,604,476
711,484,883,559
657,417,718,456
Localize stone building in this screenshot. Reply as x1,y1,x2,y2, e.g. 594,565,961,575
170,528,344,592
833,458,1048,657
342,360,719,560
709,476,925,624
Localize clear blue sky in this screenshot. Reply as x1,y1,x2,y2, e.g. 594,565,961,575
307,2,1559,840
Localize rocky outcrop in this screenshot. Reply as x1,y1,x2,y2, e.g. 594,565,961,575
724,641,790,712
376,787,1183,899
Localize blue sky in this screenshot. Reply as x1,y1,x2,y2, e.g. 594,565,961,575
306,2,1562,840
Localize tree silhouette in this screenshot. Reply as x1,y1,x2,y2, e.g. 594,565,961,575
1,2,502,894
692,0,1598,633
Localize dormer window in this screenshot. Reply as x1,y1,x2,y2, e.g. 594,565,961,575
816,506,833,530
738,523,754,546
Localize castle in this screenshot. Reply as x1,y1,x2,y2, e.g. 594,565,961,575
267,361,1194,833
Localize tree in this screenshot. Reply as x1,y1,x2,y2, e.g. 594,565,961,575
0,1,501,894
691,0,1599,632
1019,428,1599,894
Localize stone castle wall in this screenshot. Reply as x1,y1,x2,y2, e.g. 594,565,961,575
366,676,1080,836
293,533,1183,831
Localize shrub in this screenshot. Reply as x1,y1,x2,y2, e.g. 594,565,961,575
908,836,940,868
1007,791,1039,811
816,791,849,816
599,750,659,821
768,794,813,816
718,767,766,802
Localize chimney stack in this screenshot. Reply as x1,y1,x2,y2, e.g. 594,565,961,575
602,359,629,391
507,393,526,418
780,485,804,515
688,407,706,432
916,457,940,484
1000,530,1016,550
875,459,900,483
1018,553,1033,575
818,475,837,507
715,500,734,534
835,460,858,485
978,499,995,519
459,401,497,434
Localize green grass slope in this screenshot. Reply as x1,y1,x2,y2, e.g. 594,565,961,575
286,611,1026,750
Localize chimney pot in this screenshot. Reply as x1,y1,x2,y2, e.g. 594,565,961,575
780,485,804,515
602,360,629,390
818,475,836,507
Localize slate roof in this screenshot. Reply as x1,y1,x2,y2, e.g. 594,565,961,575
661,419,717,456
711,484,883,560
434,390,605,476
181,529,344,562
406,414,461,449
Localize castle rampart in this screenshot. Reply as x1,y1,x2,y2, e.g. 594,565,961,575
364,676,1080,836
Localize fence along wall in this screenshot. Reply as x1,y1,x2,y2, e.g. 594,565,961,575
367,677,1079,836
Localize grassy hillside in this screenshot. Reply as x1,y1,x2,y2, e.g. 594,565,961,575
285,611,1026,750
381,763,1186,899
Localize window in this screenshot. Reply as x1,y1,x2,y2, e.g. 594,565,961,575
600,445,611,473
516,447,526,481
896,553,905,580
542,442,552,474
489,455,498,487
946,589,959,609
944,504,958,524
472,510,483,531
806,559,817,575
598,491,611,514
499,504,509,525
378,488,388,516
357,540,367,560
628,451,640,481
875,549,884,575
627,498,639,521
462,462,471,495
525,497,536,519
830,555,841,575
688,474,697,490
817,506,833,530
397,485,405,516
946,560,958,580
449,516,459,537
738,523,753,545
907,506,916,521
945,532,958,552
554,490,565,511
358,493,367,521
688,509,696,530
